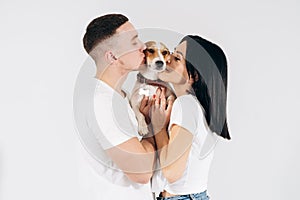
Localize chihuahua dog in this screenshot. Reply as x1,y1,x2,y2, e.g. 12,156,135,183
130,41,175,136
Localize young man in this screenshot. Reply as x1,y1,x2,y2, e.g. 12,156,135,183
80,14,157,199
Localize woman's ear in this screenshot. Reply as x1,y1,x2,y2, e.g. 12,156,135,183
188,71,199,84
188,74,194,84
193,71,199,82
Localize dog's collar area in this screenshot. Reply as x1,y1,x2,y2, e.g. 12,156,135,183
136,73,166,87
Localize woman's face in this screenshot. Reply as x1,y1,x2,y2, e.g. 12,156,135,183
158,41,189,84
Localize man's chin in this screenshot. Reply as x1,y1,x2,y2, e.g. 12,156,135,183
137,63,147,71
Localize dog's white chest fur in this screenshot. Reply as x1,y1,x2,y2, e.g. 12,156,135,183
138,84,157,97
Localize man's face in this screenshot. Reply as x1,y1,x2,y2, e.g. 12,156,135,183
115,22,146,71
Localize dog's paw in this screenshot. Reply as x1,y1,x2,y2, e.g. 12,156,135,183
138,120,149,136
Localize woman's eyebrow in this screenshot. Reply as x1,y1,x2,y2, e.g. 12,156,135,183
174,49,184,56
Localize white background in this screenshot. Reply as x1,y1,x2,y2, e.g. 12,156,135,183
1,0,300,199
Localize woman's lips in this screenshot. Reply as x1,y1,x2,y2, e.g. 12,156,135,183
165,67,171,72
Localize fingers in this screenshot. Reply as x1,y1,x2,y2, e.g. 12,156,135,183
154,88,161,108
149,88,174,134
140,95,149,109
139,95,151,114
166,95,175,115
167,95,175,105
153,87,169,110
160,88,166,109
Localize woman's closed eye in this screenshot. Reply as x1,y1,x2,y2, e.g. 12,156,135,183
174,56,181,61
172,53,182,61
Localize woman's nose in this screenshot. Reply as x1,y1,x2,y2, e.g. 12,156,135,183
166,55,171,64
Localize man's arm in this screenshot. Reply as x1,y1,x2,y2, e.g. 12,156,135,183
105,136,156,184
95,92,156,184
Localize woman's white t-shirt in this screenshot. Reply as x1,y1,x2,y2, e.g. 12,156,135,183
152,94,218,195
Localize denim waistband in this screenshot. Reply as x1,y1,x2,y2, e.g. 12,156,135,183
156,190,209,200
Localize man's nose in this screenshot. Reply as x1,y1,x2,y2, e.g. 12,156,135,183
141,42,146,51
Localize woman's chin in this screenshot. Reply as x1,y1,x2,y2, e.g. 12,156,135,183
158,72,166,81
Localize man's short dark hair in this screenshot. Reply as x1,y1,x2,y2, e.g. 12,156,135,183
83,14,128,53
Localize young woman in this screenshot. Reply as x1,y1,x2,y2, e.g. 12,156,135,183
150,35,231,200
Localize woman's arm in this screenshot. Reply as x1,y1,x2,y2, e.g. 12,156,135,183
151,88,194,183
154,125,193,184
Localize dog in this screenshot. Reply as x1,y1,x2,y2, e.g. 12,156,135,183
130,41,175,136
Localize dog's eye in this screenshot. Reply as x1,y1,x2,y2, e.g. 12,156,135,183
147,49,155,54
161,50,169,56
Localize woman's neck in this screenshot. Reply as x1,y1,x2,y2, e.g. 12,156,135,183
172,82,191,97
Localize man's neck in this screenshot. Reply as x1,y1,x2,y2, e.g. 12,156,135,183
96,68,129,98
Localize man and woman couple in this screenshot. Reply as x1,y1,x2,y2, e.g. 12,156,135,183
81,13,231,200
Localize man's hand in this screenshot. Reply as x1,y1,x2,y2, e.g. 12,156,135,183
139,95,154,124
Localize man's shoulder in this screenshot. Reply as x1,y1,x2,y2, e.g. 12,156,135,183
94,86,129,114
94,80,115,101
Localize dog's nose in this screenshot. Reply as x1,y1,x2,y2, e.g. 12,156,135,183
155,60,164,68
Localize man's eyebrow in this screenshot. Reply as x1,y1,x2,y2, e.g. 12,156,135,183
131,34,138,41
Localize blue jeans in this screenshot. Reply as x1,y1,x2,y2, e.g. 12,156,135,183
156,190,209,200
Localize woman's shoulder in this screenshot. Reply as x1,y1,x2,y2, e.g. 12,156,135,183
174,94,203,113
171,94,206,127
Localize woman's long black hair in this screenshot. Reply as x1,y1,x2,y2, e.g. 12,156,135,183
181,35,231,140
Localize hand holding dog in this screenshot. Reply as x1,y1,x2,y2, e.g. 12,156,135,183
150,87,174,135
139,95,154,124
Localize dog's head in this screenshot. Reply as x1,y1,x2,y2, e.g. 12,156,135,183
143,41,170,72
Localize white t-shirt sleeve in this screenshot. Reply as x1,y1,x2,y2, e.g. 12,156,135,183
93,93,138,150
168,95,203,136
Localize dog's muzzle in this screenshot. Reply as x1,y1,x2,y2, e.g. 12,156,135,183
151,58,166,71
155,60,164,69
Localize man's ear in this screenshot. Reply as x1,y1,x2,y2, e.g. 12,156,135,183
105,51,117,63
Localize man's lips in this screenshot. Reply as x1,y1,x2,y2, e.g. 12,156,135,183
141,56,146,64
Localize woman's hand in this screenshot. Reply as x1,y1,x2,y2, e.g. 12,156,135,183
150,87,174,134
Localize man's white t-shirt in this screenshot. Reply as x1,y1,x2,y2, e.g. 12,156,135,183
76,78,153,200
93,79,142,149
152,94,218,195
